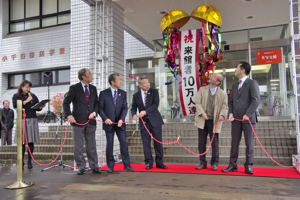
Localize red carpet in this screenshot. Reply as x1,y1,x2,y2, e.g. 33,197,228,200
91,164,300,179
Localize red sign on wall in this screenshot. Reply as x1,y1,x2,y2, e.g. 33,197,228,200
256,49,282,65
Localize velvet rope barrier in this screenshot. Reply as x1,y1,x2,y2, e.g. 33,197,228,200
22,109,300,168
22,110,69,166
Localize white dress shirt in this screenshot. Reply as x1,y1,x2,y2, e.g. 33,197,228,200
81,81,90,94
110,87,118,98
238,76,248,91
209,85,218,95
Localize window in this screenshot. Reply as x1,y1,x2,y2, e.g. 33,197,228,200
25,72,40,86
58,69,70,83
9,0,70,33
8,67,70,89
9,74,23,88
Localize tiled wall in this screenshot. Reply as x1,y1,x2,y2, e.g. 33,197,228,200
124,31,153,59
70,0,93,85
0,0,70,98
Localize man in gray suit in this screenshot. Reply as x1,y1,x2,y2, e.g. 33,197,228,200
63,69,102,175
222,62,260,174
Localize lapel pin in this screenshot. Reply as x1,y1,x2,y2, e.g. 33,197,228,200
119,93,121,96
148,93,150,94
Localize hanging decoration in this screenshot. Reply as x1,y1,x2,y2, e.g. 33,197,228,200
190,5,223,86
160,10,190,83
160,5,223,116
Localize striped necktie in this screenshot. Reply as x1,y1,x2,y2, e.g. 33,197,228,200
144,91,147,108
238,80,242,93
84,85,90,103
113,90,117,107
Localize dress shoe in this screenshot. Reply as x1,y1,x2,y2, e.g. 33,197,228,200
123,165,133,171
221,166,238,173
195,164,207,170
77,169,85,175
107,167,114,173
156,164,168,169
211,165,218,171
92,168,102,174
28,162,33,169
145,164,153,170
245,165,254,174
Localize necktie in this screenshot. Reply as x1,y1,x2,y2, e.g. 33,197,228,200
238,80,242,93
113,90,117,107
84,85,90,103
144,91,147,107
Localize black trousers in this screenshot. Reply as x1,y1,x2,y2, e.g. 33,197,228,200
22,142,34,163
140,119,163,166
105,126,130,168
198,120,219,166
229,121,255,167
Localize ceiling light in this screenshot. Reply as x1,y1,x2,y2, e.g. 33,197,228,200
214,64,271,74
270,79,280,82
270,84,279,86
159,11,167,15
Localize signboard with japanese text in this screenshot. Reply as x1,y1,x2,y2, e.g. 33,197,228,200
256,49,282,65
178,29,201,116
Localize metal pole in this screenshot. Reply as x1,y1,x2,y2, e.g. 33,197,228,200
248,29,252,79
289,0,300,173
4,100,34,189
17,100,22,183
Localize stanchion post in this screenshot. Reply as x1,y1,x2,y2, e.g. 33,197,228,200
4,100,35,189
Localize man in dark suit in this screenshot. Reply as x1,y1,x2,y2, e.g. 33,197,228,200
99,73,133,173
63,68,102,175
131,75,167,170
2,100,14,145
222,62,260,174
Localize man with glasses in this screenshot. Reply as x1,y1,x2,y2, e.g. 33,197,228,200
195,73,228,171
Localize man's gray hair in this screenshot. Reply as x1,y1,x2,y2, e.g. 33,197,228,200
216,74,224,86
3,100,9,105
78,68,87,81
138,75,148,84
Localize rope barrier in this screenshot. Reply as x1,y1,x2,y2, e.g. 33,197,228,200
22,110,300,168
22,110,69,166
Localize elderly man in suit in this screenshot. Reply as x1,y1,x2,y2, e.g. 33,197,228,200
195,73,228,171
2,100,14,145
63,68,102,175
99,73,133,173
222,62,260,174
131,75,167,170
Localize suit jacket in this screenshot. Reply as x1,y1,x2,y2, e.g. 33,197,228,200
229,78,260,124
98,88,128,131
195,85,228,133
63,82,98,126
131,88,164,130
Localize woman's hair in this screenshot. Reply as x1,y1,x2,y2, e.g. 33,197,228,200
17,80,32,96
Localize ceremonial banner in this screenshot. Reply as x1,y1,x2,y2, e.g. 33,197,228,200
178,29,201,116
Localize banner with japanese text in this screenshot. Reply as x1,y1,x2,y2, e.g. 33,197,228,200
178,29,201,116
